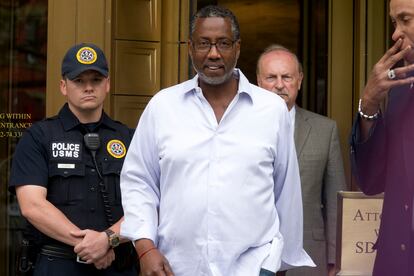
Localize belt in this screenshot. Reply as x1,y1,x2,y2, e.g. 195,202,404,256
40,244,87,264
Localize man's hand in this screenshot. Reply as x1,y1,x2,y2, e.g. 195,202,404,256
362,39,414,108
328,264,337,276
139,248,174,276
136,238,174,276
359,39,414,140
71,229,109,263
93,248,115,270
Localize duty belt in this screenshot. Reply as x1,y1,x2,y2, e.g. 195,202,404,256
40,244,88,264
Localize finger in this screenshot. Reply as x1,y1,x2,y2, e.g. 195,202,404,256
73,240,89,254
77,254,93,264
393,63,414,79
108,249,115,261
86,258,93,264
388,75,414,89
103,258,113,270
109,253,115,263
70,229,88,238
163,261,174,276
381,38,403,61
100,259,110,269
73,244,82,253
384,45,412,69
81,254,93,263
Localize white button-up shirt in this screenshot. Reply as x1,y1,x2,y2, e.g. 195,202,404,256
120,70,314,275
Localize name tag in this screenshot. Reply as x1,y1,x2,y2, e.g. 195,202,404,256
57,163,75,169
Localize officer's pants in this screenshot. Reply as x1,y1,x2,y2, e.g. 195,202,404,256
33,254,137,276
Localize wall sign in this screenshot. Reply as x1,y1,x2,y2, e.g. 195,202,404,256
336,191,383,276
0,113,32,138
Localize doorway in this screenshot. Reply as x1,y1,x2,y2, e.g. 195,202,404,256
0,0,48,275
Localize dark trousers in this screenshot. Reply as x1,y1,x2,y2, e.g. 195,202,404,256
33,254,137,276
259,268,276,276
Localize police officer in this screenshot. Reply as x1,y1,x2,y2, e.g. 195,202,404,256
9,43,137,276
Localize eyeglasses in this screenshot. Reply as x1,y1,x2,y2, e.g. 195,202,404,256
192,39,236,53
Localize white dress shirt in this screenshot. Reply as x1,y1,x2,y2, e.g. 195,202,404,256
120,70,314,275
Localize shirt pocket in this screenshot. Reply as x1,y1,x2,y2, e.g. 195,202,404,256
101,160,123,205
47,162,85,205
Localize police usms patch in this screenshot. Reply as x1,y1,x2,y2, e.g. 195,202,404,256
76,47,97,64
107,140,126,159
50,141,81,160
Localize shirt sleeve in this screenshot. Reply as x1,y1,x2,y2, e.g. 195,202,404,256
120,99,161,243
9,124,49,193
273,108,315,270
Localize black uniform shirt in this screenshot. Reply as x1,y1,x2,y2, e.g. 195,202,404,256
9,103,133,243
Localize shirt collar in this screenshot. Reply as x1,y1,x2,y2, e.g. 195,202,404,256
58,103,117,132
182,69,254,103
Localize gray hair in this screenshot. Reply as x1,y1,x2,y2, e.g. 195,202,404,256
256,44,303,75
190,5,240,41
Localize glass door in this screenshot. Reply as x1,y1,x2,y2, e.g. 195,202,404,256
0,0,47,274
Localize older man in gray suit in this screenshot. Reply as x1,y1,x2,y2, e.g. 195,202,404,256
257,44,346,276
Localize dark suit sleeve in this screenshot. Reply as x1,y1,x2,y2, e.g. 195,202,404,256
350,115,386,195
323,121,346,264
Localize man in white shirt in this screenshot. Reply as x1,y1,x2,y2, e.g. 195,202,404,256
120,6,314,276
257,44,346,276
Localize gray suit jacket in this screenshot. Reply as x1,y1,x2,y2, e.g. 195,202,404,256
287,107,346,276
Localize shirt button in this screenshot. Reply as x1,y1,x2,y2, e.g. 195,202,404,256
91,168,95,173
401,244,406,251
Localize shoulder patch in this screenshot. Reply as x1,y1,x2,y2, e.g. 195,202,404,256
107,139,126,158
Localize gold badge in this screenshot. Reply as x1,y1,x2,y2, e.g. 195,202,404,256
107,140,126,159
76,47,97,64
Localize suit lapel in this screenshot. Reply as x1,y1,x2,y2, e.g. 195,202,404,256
294,107,311,158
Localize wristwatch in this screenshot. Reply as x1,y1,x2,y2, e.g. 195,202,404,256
104,229,120,248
